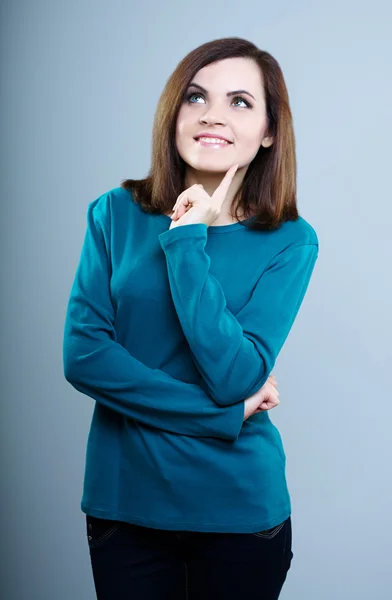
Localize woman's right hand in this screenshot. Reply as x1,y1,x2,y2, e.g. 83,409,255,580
243,375,280,420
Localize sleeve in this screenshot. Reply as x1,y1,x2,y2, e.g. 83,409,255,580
158,223,319,406
62,200,244,441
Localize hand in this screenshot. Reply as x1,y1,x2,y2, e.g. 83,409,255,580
243,375,280,421
169,164,239,229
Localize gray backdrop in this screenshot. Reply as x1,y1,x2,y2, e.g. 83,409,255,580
1,0,391,598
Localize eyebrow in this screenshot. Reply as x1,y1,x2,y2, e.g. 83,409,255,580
187,82,256,101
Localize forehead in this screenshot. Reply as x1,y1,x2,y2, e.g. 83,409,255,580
192,57,263,95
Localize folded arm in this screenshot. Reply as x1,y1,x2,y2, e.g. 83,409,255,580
159,223,319,406
63,200,244,441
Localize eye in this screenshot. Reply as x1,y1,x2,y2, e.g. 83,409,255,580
186,92,206,104
185,91,252,109
232,96,252,108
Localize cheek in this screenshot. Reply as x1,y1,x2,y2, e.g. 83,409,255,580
176,105,192,132
237,125,264,153
175,122,192,163
175,116,190,149
176,117,197,162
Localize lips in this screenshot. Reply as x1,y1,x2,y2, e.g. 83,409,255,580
194,134,233,143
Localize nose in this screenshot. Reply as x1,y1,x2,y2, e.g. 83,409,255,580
199,106,226,126
200,116,225,125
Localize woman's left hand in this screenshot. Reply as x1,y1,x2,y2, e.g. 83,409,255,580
169,164,239,229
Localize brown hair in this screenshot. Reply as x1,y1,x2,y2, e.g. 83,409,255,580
121,37,299,231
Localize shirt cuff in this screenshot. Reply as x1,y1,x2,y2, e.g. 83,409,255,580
227,400,245,441
158,223,208,249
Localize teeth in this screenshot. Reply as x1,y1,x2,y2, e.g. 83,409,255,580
197,137,229,144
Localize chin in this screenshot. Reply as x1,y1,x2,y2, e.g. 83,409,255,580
188,158,236,173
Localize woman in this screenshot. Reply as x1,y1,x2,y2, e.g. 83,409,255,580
63,36,319,599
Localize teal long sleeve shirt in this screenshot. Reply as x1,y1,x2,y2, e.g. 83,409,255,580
63,186,319,533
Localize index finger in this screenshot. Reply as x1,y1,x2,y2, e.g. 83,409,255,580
211,164,239,207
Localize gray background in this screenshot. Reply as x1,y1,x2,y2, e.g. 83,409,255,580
1,0,391,598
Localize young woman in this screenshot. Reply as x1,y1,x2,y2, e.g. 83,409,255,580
63,36,319,600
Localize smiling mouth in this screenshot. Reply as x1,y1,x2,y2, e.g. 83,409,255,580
194,137,233,147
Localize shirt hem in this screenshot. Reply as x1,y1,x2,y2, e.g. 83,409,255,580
81,503,291,534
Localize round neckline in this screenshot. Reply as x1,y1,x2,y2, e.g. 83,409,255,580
153,212,256,233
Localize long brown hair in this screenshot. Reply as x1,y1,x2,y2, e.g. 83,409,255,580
121,37,299,231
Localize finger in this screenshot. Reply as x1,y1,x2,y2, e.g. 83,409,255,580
173,188,191,212
172,205,181,220
211,164,238,208
172,185,202,215
173,184,207,219
172,191,188,217
267,377,277,389
265,388,280,403
260,397,280,411
172,192,185,213
173,197,191,220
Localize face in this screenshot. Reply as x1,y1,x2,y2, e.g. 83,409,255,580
175,57,274,176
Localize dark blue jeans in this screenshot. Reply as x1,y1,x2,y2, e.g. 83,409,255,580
85,514,293,599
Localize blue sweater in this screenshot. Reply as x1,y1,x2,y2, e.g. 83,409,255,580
63,186,319,533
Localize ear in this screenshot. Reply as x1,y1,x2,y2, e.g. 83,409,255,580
261,136,274,148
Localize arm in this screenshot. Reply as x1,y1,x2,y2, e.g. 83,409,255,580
63,200,244,441
158,224,319,406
